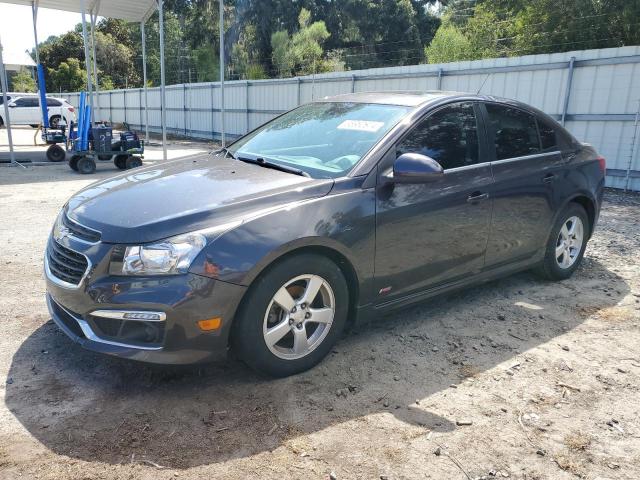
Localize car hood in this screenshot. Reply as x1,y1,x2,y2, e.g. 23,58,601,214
66,153,334,243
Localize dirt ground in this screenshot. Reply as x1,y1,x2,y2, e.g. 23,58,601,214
0,163,639,480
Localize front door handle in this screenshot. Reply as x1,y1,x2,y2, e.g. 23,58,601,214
543,173,556,183
467,192,489,203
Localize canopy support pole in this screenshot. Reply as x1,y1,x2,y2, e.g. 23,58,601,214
31,1,46,129
90,2,101,122
0,35,18,167
141,21,149,143
219,0,225,146
158,0,167,161
80,0,94,123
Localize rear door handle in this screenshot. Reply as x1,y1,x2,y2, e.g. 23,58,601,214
467,192,489,203
543,173,556,183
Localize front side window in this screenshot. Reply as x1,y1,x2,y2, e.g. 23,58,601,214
397,102,479,170
229,102,410,179
486,104,541,160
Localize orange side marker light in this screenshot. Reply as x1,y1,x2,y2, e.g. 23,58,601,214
198,317,222,331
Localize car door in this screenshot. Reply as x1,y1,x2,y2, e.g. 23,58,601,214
480,102,560,267
374,101,493,303
10,97,40,124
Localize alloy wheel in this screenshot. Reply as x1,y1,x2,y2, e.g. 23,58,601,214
262,274,335,360
555,215,584,269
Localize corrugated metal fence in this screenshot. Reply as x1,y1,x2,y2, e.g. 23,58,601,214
63,46,640,191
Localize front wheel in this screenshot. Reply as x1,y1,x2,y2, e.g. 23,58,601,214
46,144,66,162
232,254,349,377
76,156,96,174
534,203,589,280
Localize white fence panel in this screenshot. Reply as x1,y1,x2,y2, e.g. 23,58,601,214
62,45,640,190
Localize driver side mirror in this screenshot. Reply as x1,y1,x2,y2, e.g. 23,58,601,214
389,152,444,183
8,103,16,108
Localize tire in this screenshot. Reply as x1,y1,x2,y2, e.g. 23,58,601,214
0,116,4,128
232,254,349,377
76,156,96,174
69,155,81,171
534,203,589,281
125,156,143,169
46,144,66,162
49,115,61,129
114,154,128,170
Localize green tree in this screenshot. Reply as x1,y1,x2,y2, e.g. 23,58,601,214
11,70,37,92
425,24,475,63
271,30,293,77
48,58,85,93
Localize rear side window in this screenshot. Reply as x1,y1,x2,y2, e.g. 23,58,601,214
46,98,62,107
397,102,479,169
14,97,39,107
485,104,541,160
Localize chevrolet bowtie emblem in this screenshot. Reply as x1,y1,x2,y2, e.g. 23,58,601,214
55,226,71,241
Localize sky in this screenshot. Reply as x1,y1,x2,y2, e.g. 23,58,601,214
0,4,84,58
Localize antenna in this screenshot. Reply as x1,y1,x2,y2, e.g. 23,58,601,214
476,74,490,95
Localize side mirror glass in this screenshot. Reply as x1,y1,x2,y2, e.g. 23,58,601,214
391,152,444,183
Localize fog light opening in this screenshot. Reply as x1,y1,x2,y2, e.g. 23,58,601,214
198,317,222,331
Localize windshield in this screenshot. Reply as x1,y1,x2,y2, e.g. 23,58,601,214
228,102,411,178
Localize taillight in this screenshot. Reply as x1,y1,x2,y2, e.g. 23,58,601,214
68,106,75,113
597,156,606,173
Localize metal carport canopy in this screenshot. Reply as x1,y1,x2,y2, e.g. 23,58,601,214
4,0,156,22
0,0,170,164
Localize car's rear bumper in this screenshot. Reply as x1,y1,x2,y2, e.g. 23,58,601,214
45,271,247,365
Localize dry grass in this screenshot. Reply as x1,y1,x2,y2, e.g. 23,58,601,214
564,432,591,451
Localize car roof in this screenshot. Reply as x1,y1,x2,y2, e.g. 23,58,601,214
318,91,481,107
318,91,539,112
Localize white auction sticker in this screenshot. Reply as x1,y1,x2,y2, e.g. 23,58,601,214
337,119,385,132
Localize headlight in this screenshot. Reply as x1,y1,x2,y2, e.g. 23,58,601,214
121,233,206,275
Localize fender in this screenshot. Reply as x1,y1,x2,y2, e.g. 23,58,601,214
189,181,378,304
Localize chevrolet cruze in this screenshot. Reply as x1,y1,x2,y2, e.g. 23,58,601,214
45,91,605,376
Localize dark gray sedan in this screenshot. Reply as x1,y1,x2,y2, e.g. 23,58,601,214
45,91,605,376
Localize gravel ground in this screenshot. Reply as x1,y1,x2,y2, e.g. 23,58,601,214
0,164,639,480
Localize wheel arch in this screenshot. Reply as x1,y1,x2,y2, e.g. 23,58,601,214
568,194,596,237
231,242,362,341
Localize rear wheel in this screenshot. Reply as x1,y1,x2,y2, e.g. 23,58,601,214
125,155,142,169
114,154,128,170
534,203,589,280
49,115,61,129
69,154,81,171
46,144,65,162
76,156,96,174
232,254,349,377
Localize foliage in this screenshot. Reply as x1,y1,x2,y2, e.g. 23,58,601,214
10,70,37,93
425,24,475,63
47,58,85,93
270,8,330,77
32,0,640,88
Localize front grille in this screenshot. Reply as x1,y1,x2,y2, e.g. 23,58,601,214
47,240,89,286
62,214,101,243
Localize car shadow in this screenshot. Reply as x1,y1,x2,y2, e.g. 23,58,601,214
4,257,628,469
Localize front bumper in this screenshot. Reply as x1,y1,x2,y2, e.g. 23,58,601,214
46,267,247,365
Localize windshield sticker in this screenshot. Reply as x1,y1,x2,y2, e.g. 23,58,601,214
337,120,385,132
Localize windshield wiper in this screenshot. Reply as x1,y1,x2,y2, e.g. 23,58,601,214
237,156,310,177
215,146,235,159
